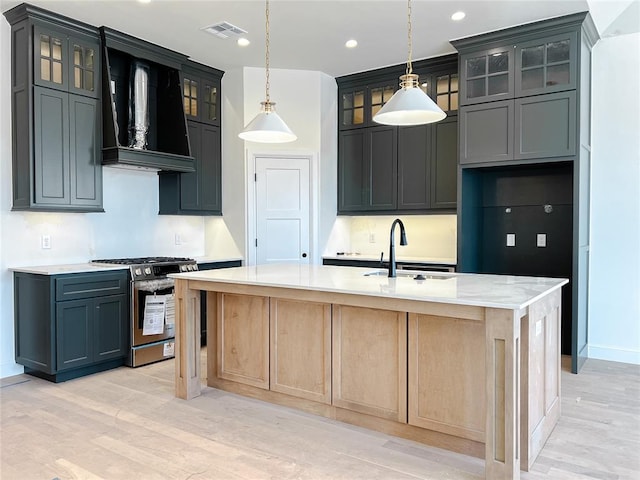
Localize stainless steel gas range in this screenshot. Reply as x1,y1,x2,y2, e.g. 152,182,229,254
92,257,198,367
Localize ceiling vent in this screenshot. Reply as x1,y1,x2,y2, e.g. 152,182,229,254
202,21,248,39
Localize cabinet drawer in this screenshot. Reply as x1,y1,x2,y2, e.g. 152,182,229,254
56,271,128,301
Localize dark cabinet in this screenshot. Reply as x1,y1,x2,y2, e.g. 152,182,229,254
4,4,103,212
182,62,222,126
460,90,576,165
458,30,577,106
452,12,598,373
337,55,458,214
159,61,224,215
338,126,397,212
339,78,399,130
14,270,129,382
33,24,100,98
456,17,583,166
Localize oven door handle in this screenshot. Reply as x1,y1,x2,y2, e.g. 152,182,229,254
135,278,175,292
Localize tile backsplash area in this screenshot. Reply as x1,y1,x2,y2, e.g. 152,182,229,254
328,215,457,261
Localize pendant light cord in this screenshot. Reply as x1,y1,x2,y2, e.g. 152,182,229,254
265,0,271,104
406,0,413,76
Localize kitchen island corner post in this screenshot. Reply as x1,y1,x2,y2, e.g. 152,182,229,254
485,307,522,480
174,278,202,400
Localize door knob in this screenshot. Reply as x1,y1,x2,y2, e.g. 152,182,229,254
302,253,307,258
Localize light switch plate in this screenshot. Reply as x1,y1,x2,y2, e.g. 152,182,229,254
506,233,516,247
41,235,51,249
537,234,547,247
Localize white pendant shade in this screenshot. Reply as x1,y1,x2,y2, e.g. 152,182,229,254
373,86,446,126
239,108,297,143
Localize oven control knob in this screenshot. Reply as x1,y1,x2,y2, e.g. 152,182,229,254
144,267,152,275
134,268,142,276
188,265,194,271
181,265,187,271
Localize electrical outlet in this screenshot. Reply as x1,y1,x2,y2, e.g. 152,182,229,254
41,235,51,249
506,233,516,247
369,233,376,243
174,233,182,245
537,234,547,247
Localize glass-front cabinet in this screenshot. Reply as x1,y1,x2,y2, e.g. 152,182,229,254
515,32,577,96
459,30,577,106
339,79,397,129
459,46,514,105
183,69,220,126
34,25,99,99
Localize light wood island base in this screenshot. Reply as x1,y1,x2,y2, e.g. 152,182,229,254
173,268,564,480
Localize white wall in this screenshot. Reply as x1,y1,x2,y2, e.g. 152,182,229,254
236,66,337,263
588,31,640,364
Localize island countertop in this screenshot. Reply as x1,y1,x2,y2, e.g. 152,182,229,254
169,263,567,310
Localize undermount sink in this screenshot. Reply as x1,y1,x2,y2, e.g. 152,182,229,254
364,270,454,280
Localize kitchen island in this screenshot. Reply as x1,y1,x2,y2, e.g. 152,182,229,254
170,264,567,480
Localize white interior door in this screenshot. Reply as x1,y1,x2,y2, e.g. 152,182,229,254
255,156,310,265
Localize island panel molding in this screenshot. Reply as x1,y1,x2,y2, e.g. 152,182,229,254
269,298,331,404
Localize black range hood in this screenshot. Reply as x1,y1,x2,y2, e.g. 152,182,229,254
100,27,195,172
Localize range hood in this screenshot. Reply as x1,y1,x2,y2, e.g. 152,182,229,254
100,27,195,173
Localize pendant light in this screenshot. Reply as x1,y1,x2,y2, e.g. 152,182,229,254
373,0,446,126
239,0,296,143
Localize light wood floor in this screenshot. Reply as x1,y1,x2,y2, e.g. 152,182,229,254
1,354,638,480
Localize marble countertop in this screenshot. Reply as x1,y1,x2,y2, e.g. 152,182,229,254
10,256,244,275
194,256,243,264
322,253,456,265
10,263,129,275
169,264,567,310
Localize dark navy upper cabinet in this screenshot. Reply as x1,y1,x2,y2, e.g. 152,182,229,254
454,14,587,167
4,4,103,212
182,61,223,126
459,45,515,105
337,55,458,214
159,61,224,215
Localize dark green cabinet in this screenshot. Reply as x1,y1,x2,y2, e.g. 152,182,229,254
4,4,103,212
33,23,100,98
159,61,224,215
460,90,576,165
14,270,129,382
452,12,598,373
339,78,399,130
430,115,458,209
338,126,397,212
459,29,577,106
182,62,222,126
337,55,458,214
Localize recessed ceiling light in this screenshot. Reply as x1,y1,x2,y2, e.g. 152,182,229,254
451,11,466,21
237,37,250,47
345,39,358,49
137,0,151,4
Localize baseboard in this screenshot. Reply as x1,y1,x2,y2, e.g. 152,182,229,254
588,344,640,365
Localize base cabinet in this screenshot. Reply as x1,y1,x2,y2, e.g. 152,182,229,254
14,270,128,382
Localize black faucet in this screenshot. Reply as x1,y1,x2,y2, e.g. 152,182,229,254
388,218,408,278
